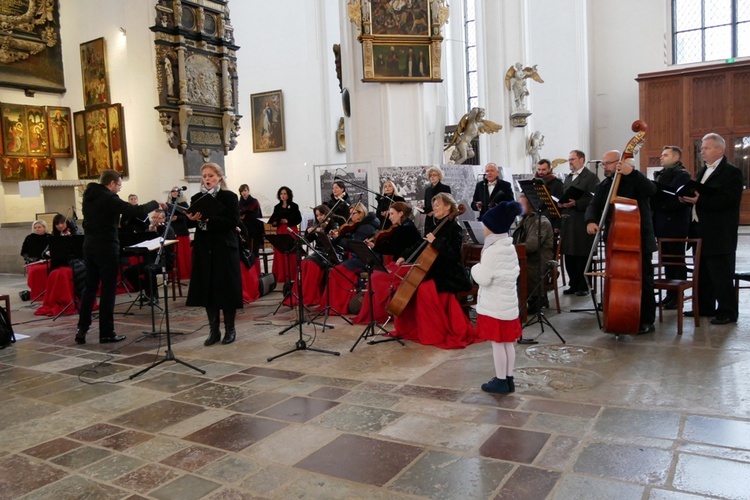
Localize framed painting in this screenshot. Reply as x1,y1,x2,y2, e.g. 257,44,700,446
107,104,128,174
250,90,285,153
1,103,28,156
80,37,111,108
25,105,49,157
73,111,88,178
372,43,431,80
47,107,74,157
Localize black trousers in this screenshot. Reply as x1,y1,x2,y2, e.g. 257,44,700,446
78,252,118,335
698,252,737,319
565,254,589,292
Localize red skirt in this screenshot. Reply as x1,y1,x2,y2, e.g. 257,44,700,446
26,262,48,300
176,235,192,280
272,225,298,283
241,263,260,303
319,265,358,315
392,279,481,349
34,266,97,317
475,314,522,342
352,262,406,325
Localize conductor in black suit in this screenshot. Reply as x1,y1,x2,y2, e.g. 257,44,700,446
471,162,514,220
679,133,743,325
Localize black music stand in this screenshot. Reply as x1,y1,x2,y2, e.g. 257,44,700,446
118,231,154,308
346,240,394,351
121,242,163,316
517,180,565,344
130,197,205,379
309,232,355,330
266,233,301,314
268,231,340,361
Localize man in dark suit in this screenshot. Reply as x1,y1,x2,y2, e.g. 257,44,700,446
471,162,514,220
534,159,564,236
559,150,598,296
652,146,691,309
679,133,743,325
586,151,657,334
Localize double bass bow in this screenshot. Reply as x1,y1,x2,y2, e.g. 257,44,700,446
386,204,466,317
585,120,648,335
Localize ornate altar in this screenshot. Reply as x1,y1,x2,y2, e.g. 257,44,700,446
151,0,240,180
348,0,449,83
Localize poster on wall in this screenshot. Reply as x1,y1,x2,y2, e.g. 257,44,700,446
73,104,128,179
250,90,285,152
80,37,111,108
47,107,74,158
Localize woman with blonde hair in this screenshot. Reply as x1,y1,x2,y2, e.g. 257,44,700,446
185,163,243,346
375,180,405,230
423,166,451,234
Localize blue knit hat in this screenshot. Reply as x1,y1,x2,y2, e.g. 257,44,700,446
482,201,522,234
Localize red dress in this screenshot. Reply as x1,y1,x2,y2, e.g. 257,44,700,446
352,262,406,324
241,261,261,303
319,265,359,315
271,224,298,283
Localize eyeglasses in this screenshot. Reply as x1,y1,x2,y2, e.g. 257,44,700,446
602,161,617,167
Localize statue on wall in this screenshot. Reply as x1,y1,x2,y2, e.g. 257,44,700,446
444,107,502,165
526,130,544,168
504,63,543,127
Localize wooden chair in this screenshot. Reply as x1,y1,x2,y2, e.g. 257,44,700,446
654,238,701,335
734,272,750,303
555,236,566,287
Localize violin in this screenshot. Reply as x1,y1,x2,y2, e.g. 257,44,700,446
335,220,360,238
370,225,397,246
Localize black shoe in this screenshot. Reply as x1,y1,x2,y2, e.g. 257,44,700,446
563,288,576,295
662,300,678,310
638,323,655,335
221,330,236,345
507,376,515,393
100,334,126,344
481,377,510,394
575,290,588,297
204,332,221,346
710,316,737,325
75,329,87,345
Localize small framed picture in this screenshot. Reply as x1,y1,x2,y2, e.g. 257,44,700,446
47,107,74,157
250,89,285,153
80,37,111,108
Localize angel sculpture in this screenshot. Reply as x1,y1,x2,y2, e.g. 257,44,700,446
444,107,502,164
504,63,544,112
526,130,544,166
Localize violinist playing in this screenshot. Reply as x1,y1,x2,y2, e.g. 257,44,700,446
352,201,421,325
391,193,475,348
584,151,657,335
375,180,405,229
319,202,380,315
268,186,302,285
290,205,335,307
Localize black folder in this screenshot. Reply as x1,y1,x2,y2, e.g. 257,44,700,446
186,194,225,218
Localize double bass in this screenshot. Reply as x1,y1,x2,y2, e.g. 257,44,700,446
585,121,648,335
386,204,466,317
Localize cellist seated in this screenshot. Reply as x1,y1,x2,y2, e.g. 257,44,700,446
584,152,657,335
318,203,379,315
390,193,476,348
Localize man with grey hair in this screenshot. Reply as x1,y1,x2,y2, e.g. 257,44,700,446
471,162,514,221
585,150,657,334
679,133,743,325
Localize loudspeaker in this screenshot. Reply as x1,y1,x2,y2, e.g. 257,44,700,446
258,273,277,297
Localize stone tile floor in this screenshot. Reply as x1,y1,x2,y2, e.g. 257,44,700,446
1,237,750,499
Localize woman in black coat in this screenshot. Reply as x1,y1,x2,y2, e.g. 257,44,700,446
185,163,243,346
268,186,302,283
423,166,452,235
375,180,406,230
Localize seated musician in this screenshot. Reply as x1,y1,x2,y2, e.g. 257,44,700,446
375,180,405,229
21,220,51,264
288,205,337,307
325,180,351,224
512,193,554,314
353,201,421,325
52,213,78,237
584,151,657,335
391,193,475,348
268,186,302,284
124,209,176,304
167,186,192,280
120,194,150,232
319,202,379,315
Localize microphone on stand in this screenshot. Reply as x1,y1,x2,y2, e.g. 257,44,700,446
176,185,188,191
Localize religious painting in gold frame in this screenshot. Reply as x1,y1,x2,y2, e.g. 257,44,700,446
80,37,111,108
250,90,285,153
73,103,129,179
47,106,74,158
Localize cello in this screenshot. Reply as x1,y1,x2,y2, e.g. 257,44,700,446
585,120,648,335
386,204,466,317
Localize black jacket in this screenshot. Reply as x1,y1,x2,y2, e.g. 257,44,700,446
651,162,691,238
82,183,158,256
21,233,50,263
325,193,351,225
692,156,743,256
471,179,514,219
373,220,421,257
269,201,302,228
424,181,451,213
375,194,405,229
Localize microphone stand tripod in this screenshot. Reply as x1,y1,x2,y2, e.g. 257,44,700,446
516,180,565,344
309,232,356,330
268,231,340,361
130,194,204,379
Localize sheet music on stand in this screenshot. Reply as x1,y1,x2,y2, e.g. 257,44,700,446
315,232,342,265
517,179,561,220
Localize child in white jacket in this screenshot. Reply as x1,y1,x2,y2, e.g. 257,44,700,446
471,201,523,394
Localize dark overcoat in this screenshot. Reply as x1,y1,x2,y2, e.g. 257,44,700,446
560,168,598,256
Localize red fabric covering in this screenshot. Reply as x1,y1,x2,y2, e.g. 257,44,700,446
319,265,358,316
271,225,298,283
176,235,192,280
392,279,481,349
353,262,407,325
475,314,522,342
241,263,261,303
285,259,325,307
34,266,97,317
26,262,48,300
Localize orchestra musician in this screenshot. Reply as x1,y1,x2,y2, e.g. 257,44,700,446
471,162,514,220
166,186,192,280
52,213,78,237
286,204,335,307
268,186,302,284
21,220,50,264
512,193,554,314
127,209,176,305
375,180,405,229
423,166,451,234
325,179,351,224
238,183,264,261
120,193,150,233
391,193,475,348
319,202,379,315
585,151,657,335
185,163,243,346
352,201,422,325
